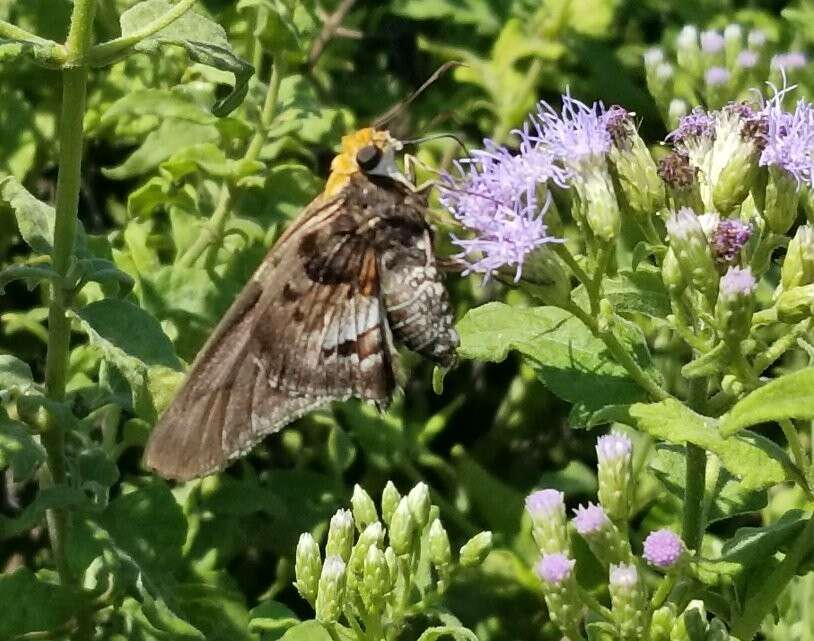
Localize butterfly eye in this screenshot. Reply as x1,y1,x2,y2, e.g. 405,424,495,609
356,144,382,172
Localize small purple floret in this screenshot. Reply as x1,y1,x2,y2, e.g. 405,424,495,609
748,29,767,48
572,503,609,535
700,30,725,54
596,431,633,463
643,529,684,568
736,50,759,69
535,553,575,585
759,93,814,187
705,66,730,87
666,107,716,145
712,219,752,263
609,563,638,588
720,266,756,296
772,52,808,71
525,489,565,520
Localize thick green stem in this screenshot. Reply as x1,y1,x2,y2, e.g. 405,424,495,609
732,513,814,640
682,378,707,553
245,59,284,162
42,0,96,615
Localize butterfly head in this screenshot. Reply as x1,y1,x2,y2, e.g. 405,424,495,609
324,127,410,197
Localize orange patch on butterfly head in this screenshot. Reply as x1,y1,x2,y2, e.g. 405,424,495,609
324,128,400,198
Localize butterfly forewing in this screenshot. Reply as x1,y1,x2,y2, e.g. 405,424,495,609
145,161,457,480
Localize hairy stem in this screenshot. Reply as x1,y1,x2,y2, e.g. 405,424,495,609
682,378,707,552
780,418,811,482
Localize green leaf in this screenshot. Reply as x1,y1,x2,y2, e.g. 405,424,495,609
574,268,671,319
279,621,332,641
0,263,61,294
626,399,787,489
681,343,730,379
0,415,45,482
0,37,62,66
719,509,808,568
0,568,85,639
416,625,479,641
120,0,254,116
649,445,767,524
0,486,87,539
101,88,216,126
74,299,180,370
456,303,648,418
0,354,35,397
393,0,504,35
75,258,135,297
0,174,55,253
249,600,300,638
721,368,814,436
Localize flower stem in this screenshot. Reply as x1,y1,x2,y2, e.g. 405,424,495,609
754,318,814,374
246,59,284,163
682,378,707,553
41,0,96,635
780,418,811,482
731,513,814,640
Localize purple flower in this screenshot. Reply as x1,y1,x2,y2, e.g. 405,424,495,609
759,92,814,188
666,207,705,242
643,529,685,568
609,563,638,588
720,266,756,296
705,66,730,87
596,431,633,463
700,30,725,54
530,93,614,171
711,219,752,263
736,50,759,69
572,503,609,535
772,52,808,71
526,489,565,520
667,107,716,145
535,553,575,585
748,29,767,48
658,152,696,189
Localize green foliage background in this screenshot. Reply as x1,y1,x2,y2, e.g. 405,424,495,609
2,0,814,639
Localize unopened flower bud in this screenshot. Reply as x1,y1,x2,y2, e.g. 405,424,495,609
325,509,354,562
782,225,814,289
525,489,569,554
384,546,398,586
716,266,756,343
662,247,687,296
762,166,801,234
776,284,814,323
748,29,766,49
315,555,346,623
609,123,665,219
346,521,384,583
666,207,720,303
381,481,401,526
294,533,322,602
521,246,572,306
596,432,633,522
389,498,415,556
572,503,633,565
650,604,677,641
579,167,621,242
668,100,690,130
706,618,730,641
723,24,743,64
351,484,378,530
361,545,391,611
460,531,493,567
643,529,686,569
609,563,647,638
712,109,760,215
407,482,431,528
535,554,584,638
676,25,702,76
428,519,452,568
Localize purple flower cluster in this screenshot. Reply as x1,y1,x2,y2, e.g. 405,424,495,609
442,94,621,279
758,90,814,187
536,553,575,585
720,265,756,296
711,219,752,264
572,502,609,535
666,107,716,147
643,529,685,568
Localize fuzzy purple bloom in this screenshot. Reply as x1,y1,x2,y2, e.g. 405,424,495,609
772,52,808,71
720,266,756,296
711,219,752,263
526,489,565,520
609,563,638,588
748,29,767,48
643,530,684,568
535,554,575,585
700,30,725,54
736,50,759,69
596,432,633,463
759,92,814,188
572,503,609,535
667,107,716,145
705,66,730,87
658,152,696,189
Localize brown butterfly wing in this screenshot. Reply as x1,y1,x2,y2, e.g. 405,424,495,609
144,186,395,480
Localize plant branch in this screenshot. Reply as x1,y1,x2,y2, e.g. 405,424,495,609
682,378,707,553
245,59,284,162
754,318,814,374
307,0,357,67
88,0,198,65
780,418,811,482
0,19,57,46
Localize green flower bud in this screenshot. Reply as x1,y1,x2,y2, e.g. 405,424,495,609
776,284,814,323
609,564,647,638
705,618,730,641
676,26,702,76
325,509,354,562
407,482,431,529
711,109,760,215
650,605,677,641
535,554,584,640
346,521,384,584
763,166,801,234
608,117,665,219
596,432,633,523
381,481,401,526
716,267,756,343
389,498,415,556
351,484,378,531
459,531,493,567
521,246,572,307
572,503,633,566
666,208,720,304
315,555,346,624
782,225,814,289
360,544,391,613
662,247,687,295
428,519,452,568
668,99,690,130
294,533,322,602
525,490,569,554
579,166,621,242
384,546,398,586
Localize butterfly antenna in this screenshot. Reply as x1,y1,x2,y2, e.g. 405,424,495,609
402,132,470,157
372,61,464,129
